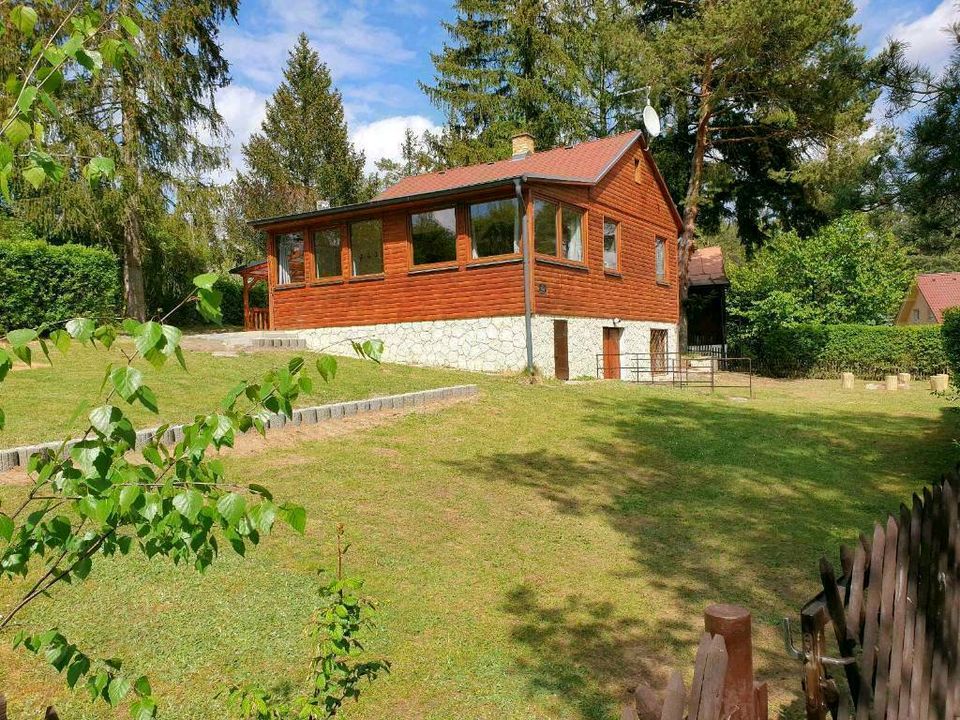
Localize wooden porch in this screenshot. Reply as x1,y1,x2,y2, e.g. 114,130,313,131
231,259,270,331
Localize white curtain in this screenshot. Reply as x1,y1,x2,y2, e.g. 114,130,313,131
564,212,583,262
277,238,291,284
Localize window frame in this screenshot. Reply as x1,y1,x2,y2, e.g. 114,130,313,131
602,217,621,273
531,193,588,266
468,196,521,261
655,236,667,284
311,225,344,281
408,205,459,269
274,231,306,286
349,218,385,278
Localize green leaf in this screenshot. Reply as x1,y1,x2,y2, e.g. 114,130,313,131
66,654,90,688
131,696,157,720
22,164,47,189
0,347,12,382
107,675,132,706
281,503,307,535
361,339,385,362
134,675,151,697
119,15,141,37
316,354,338,382
216,492,246,527
136,385,159,414
7,328,36,365
118,485,142,513
173,490,203,523
16,86,37,114
89,405,119,435
193,273,219,290
77,496,114,525
83,155,115,183
160,325,182,357
4,118,31,147
248,483,273,500
134,320,163,358
75,48,103,72
10,5,39,35
49,328,71,354
0,512,13,541
110,366,143,403
0,406,5,431
66,318,95,341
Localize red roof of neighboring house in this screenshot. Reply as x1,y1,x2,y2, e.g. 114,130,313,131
916,272,960,322
375,131,643,200
687,246,728,286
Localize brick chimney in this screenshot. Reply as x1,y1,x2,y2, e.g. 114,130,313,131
511,132,535,160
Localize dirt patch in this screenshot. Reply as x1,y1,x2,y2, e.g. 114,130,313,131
0,394,476,486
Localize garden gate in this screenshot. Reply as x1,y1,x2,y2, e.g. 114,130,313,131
788,469,960,720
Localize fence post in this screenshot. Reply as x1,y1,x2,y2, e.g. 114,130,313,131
704,604,766,720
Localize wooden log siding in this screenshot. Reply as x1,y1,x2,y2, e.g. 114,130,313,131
260,139,681,331
802,469,960,720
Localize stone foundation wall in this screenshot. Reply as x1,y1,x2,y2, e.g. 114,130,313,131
301,317,529,373
299,315,678,379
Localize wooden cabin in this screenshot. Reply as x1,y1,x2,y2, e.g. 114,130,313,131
239,131,682,379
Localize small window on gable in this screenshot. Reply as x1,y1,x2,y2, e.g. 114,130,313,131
276,232,305,284
929,310,936,322
655,236,666,283
912,308,921,323
351,219,383,276
603,219,619,271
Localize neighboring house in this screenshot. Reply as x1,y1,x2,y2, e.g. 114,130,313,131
686,246,729,350
236,131,682,379
895,272,960,325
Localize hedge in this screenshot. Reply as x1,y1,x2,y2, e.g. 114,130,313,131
751,323,949,378
0,238,120,332
942,308,960,379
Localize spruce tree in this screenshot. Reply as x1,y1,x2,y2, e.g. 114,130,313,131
238,34,367,210
421,0,572,164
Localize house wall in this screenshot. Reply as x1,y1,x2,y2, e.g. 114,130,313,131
530,147,680,323
896,291,938,325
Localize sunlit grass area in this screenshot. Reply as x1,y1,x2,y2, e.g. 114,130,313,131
0,371,957,719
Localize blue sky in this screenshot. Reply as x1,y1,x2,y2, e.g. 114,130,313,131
215,0,959,178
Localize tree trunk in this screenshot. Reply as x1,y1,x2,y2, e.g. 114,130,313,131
678,52,714,350
119,47,146,321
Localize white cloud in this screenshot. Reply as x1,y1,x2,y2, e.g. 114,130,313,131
208,84,269,183
887,0,958,72
350,115,441,174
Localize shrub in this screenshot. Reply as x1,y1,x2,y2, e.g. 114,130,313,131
942,308,960,378
752,323,949,378
0,237,120,332
170,275,267,328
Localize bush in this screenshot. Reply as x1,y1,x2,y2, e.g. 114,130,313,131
170,275,267,327
752,323,949,378
942,308,960,379
0,237,120,332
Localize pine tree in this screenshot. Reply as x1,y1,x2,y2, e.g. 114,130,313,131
421,0,573,165
374,128,437,191
238,34,367,211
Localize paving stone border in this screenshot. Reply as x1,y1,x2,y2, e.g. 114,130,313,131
0,384,479,472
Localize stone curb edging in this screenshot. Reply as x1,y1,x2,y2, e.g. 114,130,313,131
0,384,479,472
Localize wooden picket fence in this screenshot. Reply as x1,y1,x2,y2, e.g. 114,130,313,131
623,604,768,720
797,469,960,720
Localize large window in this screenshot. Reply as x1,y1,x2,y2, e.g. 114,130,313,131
470,198,518,258
351,220,384,276
603,219,619,270
276,232,305,284
314,227,341,278
655,236,666,282
533,198,584,262
411,207,457,265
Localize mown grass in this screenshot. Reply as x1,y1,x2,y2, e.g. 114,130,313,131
0,371,958,719
0,342,482,447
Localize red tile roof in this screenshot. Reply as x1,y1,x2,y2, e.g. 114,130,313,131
375,131,643,200
688,246,728,286
916,272,960,322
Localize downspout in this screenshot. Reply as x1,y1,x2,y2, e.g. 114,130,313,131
516,177,534,374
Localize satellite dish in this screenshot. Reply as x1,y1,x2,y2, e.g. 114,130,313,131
642,102,661,138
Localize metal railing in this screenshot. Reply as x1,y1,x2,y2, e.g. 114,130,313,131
595,352,754,396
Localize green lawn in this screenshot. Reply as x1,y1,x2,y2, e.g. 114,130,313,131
0,365,958,719
0,343,480,447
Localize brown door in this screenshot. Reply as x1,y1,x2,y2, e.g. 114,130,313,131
650,329,667,373
554,320,569,380
602,327,622,379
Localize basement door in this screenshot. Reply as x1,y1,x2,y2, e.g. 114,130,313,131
602,327,623,379
554,320,569,380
